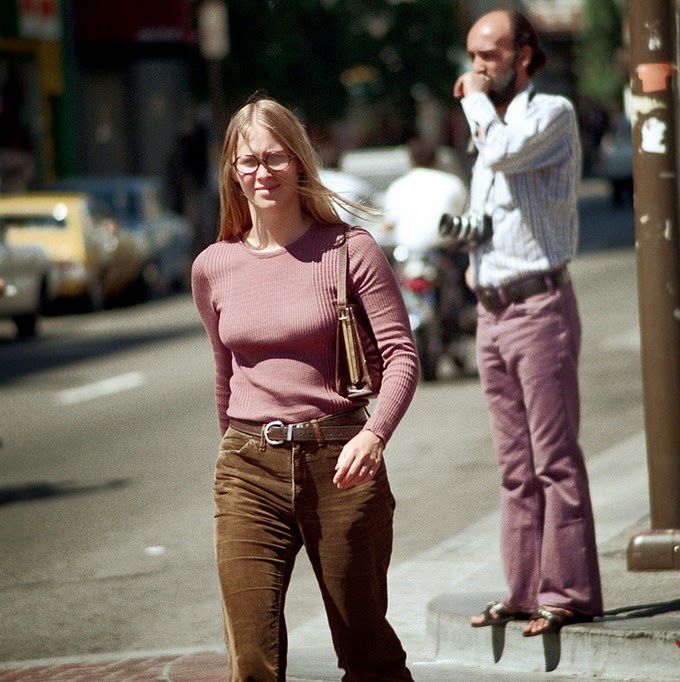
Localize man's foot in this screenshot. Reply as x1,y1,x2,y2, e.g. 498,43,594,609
471,601,530,627
522,605,593,637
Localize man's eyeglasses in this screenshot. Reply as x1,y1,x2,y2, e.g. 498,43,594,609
233,152,293,174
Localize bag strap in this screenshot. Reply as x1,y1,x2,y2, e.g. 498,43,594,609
337,228,349,308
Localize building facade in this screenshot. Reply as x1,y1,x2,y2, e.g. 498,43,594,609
0,0,201,191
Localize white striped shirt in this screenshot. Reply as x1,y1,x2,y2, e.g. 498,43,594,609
461,84,581,287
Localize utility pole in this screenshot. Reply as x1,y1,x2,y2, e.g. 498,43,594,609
198,0,229,160
627,0,680,570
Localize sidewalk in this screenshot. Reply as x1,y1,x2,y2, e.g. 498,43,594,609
0,649,327,682
426,430,680,681
2,432,678,681
1,519,677,682
0,649,229,682
428,516,680,681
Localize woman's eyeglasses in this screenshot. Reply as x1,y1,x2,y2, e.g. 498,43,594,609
233,152,293,174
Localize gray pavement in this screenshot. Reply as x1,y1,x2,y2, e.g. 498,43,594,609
1,433,676,680
419,181,679,680
425,431,680,681
2,180,678,680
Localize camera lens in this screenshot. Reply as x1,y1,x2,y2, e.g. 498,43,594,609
439,213,459,237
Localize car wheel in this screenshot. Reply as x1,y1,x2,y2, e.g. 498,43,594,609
82,276,105,312
416,323,441,382
139,261,164,299
38,277,50,315
13,313,38,340
171,255,192,293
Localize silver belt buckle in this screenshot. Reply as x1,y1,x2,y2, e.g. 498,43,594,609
263,420,291,446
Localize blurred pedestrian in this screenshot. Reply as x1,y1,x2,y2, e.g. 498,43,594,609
382,137,467,252
383,138,475,369
451,10,603,636
191,94,419,680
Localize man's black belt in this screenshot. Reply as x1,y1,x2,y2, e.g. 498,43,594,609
229,406,368,446
475,267,570,313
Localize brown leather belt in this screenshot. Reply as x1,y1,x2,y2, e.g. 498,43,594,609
229,406,368,446
475,267,570,313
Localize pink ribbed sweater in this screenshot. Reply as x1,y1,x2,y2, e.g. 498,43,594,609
191,223,419,444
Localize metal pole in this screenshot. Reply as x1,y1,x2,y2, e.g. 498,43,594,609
627,0,680,570
198,0,229,140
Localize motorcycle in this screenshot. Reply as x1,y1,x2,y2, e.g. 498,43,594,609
391,244,477,381
391,244,441,381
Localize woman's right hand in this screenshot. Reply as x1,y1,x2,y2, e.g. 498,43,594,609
333,430,384,489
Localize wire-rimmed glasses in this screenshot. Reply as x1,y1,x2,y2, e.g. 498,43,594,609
233,152,293,175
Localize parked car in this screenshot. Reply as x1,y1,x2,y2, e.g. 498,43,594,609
51,176,193,295
0,226,54,338
1,192,148,311
339,146,412,202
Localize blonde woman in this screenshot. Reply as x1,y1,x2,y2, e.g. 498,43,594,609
192,95,419,681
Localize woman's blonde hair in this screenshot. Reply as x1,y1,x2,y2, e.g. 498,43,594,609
217,95,375,241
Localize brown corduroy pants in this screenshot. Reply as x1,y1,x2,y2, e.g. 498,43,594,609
213,427,413,682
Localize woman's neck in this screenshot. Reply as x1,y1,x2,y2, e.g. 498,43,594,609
244,207,312,251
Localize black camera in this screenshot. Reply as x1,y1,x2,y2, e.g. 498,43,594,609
438,212,493,251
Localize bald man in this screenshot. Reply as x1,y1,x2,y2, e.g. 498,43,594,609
452,10,603,638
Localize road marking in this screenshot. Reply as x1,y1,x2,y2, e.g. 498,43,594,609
57,372,145,405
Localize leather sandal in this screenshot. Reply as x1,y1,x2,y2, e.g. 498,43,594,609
522,605,594,637
471,601,530,628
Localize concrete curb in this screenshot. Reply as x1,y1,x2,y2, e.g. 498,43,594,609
426,592,680,679
424,430,680,679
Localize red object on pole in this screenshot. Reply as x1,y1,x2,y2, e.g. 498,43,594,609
636,62,676,93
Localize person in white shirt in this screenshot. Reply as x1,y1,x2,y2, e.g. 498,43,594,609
454,9,603,638
383,139,476,374
382,138,467,252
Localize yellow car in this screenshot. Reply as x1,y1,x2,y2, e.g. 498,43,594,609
1,192,148,310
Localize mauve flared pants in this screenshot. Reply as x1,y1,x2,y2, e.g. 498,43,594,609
475,282,603,617
213,428,413,681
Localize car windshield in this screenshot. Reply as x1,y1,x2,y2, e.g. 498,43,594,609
91,189,134,221
87,186,162,223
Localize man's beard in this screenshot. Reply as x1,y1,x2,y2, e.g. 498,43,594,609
488,66,517,108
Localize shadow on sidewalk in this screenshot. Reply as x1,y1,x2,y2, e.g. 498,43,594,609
603,598,680,620
523,599,680,674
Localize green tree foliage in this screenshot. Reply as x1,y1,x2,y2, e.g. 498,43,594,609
222,0,461,139
575,0,625,108
224,0,346,124
333,0,458,136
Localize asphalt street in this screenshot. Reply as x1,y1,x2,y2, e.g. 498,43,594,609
2,179,669,681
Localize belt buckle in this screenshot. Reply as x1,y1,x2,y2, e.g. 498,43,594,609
263,420,291,446
477,287,502,312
